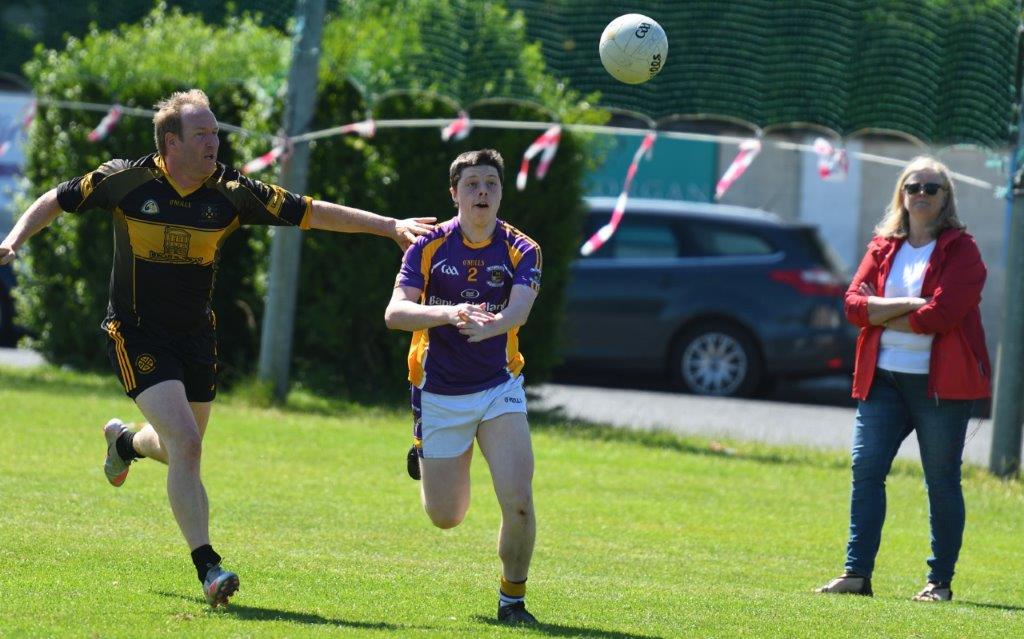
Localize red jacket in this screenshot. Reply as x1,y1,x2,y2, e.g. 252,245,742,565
844,229,991,400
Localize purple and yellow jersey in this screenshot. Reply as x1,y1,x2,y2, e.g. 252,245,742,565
397,217,542,395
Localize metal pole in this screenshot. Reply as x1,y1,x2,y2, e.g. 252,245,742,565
257,0,325,401
989,17,1024,478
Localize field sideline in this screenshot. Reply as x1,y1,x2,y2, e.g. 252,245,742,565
1,365,1023,638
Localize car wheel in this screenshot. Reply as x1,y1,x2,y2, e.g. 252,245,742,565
670,324,762,397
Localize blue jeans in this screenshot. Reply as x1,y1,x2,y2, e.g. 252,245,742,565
844,369,973,583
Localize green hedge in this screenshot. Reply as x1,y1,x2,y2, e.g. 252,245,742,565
17,3,605,401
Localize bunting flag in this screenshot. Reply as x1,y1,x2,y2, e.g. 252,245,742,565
812,137,848,181
0,123,17,159
242,144,286,175
20,100,36,129
579,132,656,256
441,111,472,142
346,118,376,138
516,125,562,190
0,101,37,159
714,138,761,200
87,104,123,142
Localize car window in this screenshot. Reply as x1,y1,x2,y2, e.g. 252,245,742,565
683,222,775,257
582,214,679,259
614,222,678,258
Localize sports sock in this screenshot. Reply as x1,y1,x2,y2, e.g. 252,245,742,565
191,544,222,583
115,430,143,462
499,576,526,607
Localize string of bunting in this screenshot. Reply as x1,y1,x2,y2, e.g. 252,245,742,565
1,96,1002,255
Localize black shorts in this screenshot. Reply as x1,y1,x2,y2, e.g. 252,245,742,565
104,318,218,402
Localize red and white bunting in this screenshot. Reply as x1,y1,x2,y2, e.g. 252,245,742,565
242,144,286,175
87,104,123,142
812,137,848,181
714,138,761,200
1,101,38,158
21,100,36,129
347,118,376,138
579,132,656,256
516,125,562,191
441,111,472,142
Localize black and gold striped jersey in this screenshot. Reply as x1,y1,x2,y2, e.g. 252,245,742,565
56,153,311,333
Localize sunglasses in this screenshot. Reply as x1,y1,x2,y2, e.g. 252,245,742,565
903,182,945,196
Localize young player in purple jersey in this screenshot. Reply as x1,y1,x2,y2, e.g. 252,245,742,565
385,149,542,625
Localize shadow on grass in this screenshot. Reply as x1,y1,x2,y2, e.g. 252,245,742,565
155,591,413,630
472,615,663,638
956,599,1024,612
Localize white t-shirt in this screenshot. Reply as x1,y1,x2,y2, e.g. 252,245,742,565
877,239,936,374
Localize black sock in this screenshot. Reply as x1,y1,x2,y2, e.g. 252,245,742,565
115,431,143,462
191,544,222,583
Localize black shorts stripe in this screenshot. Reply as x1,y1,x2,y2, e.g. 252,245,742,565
106,320,136,392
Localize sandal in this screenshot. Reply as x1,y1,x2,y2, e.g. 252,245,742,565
815,572,873,596
911,582,952,602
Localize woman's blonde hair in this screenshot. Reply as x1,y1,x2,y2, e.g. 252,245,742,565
875,155,965,239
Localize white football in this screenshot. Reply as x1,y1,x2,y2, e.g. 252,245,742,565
599,14,668,85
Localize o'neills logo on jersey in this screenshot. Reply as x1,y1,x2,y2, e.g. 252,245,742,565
148,226,203,264
141,199,160,215
428,295,506,313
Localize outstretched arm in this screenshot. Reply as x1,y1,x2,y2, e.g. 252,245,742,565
0,188,62,265
307,200,435,250
384,285,494,332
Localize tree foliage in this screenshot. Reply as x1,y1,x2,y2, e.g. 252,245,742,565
18,1,607,400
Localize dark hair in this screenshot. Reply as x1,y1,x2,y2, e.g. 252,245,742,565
449,149,505,189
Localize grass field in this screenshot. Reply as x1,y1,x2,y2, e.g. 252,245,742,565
1,365,1023,638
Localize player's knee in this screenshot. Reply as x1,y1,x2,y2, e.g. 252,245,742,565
501,491,534,520
425,505,467,529
166,428,203,463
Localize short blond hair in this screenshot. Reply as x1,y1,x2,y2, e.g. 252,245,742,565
153,89,211,156
875,155,965,239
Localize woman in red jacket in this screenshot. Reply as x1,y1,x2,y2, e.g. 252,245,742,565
816,156,990,602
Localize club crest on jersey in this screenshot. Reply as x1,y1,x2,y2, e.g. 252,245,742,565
486,265,505,288
201,204,218,221
148,226,202,264
141,199,160,215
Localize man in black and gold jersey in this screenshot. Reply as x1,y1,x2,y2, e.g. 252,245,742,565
0,89,434,607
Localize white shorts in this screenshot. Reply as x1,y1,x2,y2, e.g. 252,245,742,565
412,376,527,459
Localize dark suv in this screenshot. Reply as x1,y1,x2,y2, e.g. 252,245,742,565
561,197,856,397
